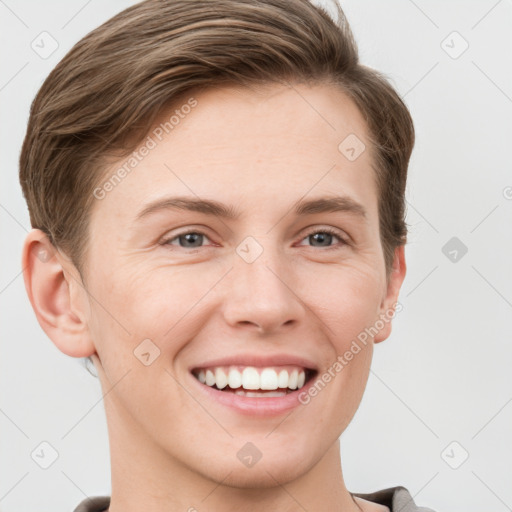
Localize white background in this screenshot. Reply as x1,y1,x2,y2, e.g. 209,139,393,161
1,1,511,511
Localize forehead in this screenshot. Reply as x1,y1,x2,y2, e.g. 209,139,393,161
90,82,378,225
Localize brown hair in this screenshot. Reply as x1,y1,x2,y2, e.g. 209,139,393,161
20,0,414,280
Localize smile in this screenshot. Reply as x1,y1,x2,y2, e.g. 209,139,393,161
188,354,319,416
191,365,315,396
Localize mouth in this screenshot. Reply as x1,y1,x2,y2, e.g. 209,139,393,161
191,365,318,397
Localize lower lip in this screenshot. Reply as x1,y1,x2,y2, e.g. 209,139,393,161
189,372,318,417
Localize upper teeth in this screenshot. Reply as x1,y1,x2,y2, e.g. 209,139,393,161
194,366,307,391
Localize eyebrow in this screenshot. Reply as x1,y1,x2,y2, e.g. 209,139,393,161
135,195,367,221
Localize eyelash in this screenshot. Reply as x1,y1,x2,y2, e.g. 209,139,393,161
160,227,350,251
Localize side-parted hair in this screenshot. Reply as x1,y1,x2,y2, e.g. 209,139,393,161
19,0,414,280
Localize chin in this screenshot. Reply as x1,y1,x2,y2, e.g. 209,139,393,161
218,462,307,489
198,446,314,489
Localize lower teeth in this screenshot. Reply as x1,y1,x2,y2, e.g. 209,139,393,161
208,385,293,397
233,390,289,397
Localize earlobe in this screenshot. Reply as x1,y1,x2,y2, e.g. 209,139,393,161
21,229,96,358
373,245,407,344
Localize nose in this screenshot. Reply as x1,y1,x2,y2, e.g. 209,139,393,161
221,242,304,334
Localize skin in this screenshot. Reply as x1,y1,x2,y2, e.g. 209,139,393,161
23,82,406,512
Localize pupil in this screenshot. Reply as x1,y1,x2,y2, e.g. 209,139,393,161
181,233,202,247
312,232,332,246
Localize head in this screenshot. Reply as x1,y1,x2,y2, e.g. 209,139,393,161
20,0,413,491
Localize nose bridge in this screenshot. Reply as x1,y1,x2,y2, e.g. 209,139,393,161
222,235,303,331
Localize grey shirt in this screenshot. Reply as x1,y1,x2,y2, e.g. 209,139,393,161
73,486,436,511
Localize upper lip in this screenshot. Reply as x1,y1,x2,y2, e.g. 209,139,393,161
189,353,318,372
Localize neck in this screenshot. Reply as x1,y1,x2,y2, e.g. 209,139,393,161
104,398,363,512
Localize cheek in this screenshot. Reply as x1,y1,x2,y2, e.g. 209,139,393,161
299,261,384,344
86,261,225,352
91,260,383,353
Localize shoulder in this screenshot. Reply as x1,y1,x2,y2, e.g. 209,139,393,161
72,496,111,512
353,486,437,512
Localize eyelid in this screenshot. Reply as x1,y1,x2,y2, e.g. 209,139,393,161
297,226,350,247
158,229,218,251
158,225,217,247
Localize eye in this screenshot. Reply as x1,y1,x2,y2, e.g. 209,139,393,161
159,227,349,251
161,230,212,249
297,227,349,249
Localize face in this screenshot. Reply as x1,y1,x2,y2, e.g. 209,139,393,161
72,83,405,486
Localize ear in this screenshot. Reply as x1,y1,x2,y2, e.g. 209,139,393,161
21,229,96,358
373,245,406,344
